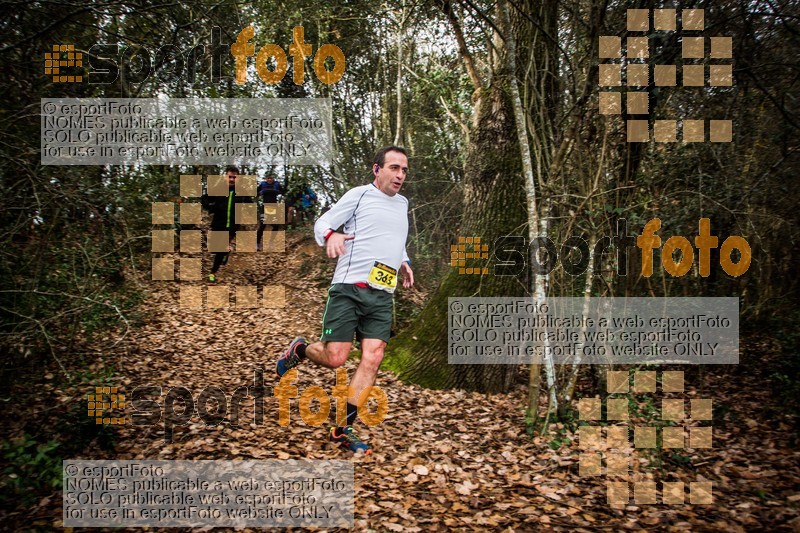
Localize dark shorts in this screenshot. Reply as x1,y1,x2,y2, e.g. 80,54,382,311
320,284,393,343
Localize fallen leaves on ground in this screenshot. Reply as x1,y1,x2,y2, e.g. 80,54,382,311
4,230,799,531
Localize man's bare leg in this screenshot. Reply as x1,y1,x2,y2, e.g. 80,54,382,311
278,338,383,454
303,341,351,369
303,339,384,401
349,338,385,406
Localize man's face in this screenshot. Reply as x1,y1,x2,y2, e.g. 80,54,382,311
373,151,408,196
227,171,237,186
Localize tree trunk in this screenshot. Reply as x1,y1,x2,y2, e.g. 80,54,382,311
500,0,557,414
388,38,527,393
512,0,561,414
393,3,406,146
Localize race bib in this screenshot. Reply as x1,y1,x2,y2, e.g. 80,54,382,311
368,261,398,292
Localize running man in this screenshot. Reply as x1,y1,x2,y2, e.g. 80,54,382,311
257,174,283,251
200,166,252,283
276,146,414,455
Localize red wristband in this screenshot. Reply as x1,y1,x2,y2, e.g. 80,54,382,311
323,229,334,241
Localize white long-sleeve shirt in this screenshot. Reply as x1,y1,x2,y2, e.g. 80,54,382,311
314,183,410,293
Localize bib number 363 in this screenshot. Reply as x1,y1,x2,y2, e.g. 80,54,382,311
368,261,398,291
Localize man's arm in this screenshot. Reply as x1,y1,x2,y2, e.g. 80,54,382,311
313,187,364,245
401,246,414,288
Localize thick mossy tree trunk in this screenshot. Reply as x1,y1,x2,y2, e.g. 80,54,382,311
388,69,528,393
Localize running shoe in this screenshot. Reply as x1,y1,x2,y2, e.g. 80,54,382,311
276,336,306,377
330,426,371,455
208,273,217,284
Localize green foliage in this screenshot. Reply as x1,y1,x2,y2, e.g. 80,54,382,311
631,394,659,420
525,402,581,447
0,436,63,507
542,419,575,450
0,384,117,509
548,433,573,451
665,450,694,467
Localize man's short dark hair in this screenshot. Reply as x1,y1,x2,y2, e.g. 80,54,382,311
373,146,407,168
225,165,240,174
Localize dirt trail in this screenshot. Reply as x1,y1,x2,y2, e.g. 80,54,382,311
46,230,800,530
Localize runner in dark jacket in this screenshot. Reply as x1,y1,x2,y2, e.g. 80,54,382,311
200,165,253,283
257,174,283,250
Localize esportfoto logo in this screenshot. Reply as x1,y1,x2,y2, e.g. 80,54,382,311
84,367,388,443
452,218,751,278
45,44,83,83
598,9,734,142
46,26,345,86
